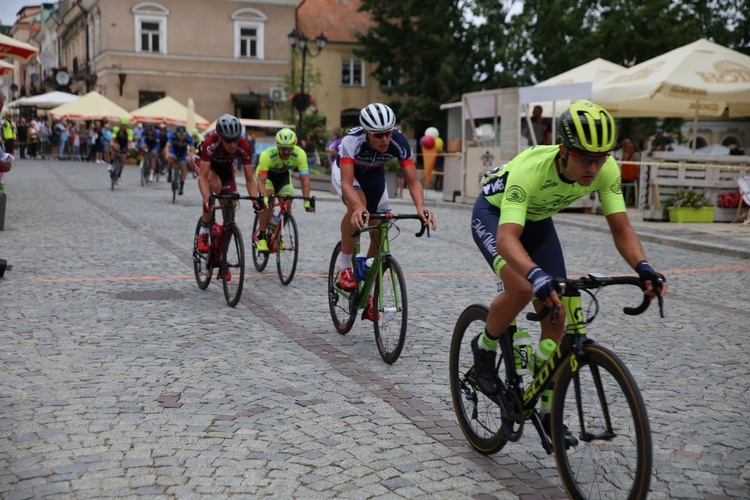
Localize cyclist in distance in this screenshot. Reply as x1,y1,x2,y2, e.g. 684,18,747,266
138,124,161,182
196,114,261,254
470,99,668,439
110,117,134,178
331,103,435,321
254,128,314,253
167,125,194,195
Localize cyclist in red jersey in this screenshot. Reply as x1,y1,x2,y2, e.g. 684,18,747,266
196,114,262,254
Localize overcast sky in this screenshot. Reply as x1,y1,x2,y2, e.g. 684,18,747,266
0,0,48,28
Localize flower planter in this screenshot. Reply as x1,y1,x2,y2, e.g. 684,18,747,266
667,206,716,223
0,192,6,231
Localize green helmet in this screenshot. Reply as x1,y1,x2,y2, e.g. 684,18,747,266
275,128,297,147
558,100,616,154
119,116,130,125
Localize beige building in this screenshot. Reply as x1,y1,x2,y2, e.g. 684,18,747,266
3,0,401,135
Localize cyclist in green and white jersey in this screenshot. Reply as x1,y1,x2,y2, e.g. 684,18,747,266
254,128,313,253
470,100,668,432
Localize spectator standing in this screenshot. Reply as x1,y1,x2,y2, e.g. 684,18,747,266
37,119,50,159
2,113,15,154
325,130,341,170
16,117,28,159
57,118,70,160
304,132,317,171
521,105,552,146
27,120,39,159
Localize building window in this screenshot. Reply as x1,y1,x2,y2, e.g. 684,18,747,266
139,91,165,108
379,65,400,89
232,9,267,59
132,3,169,54
342,58,364,87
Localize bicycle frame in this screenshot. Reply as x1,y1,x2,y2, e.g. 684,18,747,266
265,195,315,251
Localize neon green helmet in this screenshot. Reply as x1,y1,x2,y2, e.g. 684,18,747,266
275,128,297,147
119,116,130,125
558,100,616,154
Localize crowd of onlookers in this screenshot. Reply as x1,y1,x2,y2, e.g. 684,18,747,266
1,114,149,164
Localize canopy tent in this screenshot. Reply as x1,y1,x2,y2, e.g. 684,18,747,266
130,96,209,128
201,118,293,135
49,91,132,121
0,33,39,64
0,60,13,77
531,58,626,115
592,38,750,119
8,91,79,109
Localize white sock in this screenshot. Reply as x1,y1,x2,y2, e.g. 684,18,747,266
339,250,353,269
199,226,209,235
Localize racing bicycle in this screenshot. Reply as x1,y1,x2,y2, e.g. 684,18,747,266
327,212,429,364
251,194,316,286
192,192,265,307
449,273,664,499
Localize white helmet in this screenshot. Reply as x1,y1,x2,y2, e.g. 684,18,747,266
359,103,396,133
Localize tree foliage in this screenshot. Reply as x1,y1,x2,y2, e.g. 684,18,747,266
354,0,749,130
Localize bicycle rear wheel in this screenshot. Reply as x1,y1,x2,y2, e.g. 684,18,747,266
221,223,245,307
276,213,299,286
251,214,269,272
553,343,652,500
171,170,179,204
449,304,508,455
140,157,146,186
110,160,118,191
192,218,212,290
327,241,357,334
373,256,407,364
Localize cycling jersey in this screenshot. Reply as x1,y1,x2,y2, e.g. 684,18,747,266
200,131,253,187
112,126,133,149
256,145,308,175
480,145,625,226
338,126,414,171
169,133,194,161
139,131,161,151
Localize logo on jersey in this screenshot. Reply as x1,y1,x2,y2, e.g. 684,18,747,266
505,185,527,203
540,179,558,191
612,179,622,195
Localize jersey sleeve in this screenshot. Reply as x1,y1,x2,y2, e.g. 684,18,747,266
256,150,271,174
498,171,535,226
598,159,627,215
338,135,357,167
295,145,309,174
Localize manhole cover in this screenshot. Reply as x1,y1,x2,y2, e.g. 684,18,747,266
113,290,186,301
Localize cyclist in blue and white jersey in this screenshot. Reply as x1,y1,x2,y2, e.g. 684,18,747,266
331,103,436,320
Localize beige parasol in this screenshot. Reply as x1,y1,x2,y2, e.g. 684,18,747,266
592,38,750,119
0,33,39,65
49,91,132,121
130,96,209,128
0,60,14,77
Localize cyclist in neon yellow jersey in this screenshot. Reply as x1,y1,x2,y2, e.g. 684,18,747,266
110,117,134,179
470,100,668,440
254,128,313,253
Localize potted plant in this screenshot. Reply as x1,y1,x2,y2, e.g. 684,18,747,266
663,189,715,222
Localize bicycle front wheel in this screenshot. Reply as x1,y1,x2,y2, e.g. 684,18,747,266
172,172,179,204
373,256,407,364
221,224,245,307
251,214,269,272
327,241,357,334
276,213,299,286
553,343,652,500
192,218,212,290
140,158,146,186
449,304,508,455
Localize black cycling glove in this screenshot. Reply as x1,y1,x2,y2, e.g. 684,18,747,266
635,260,666,287
526,266,555,302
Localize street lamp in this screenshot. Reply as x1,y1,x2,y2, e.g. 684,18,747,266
288,29,327,135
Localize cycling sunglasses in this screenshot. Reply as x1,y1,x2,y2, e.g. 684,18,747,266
568,149,610,167
278,146,293,153
221,137,239,144
370,130,393,139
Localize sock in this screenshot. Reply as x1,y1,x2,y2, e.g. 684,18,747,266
339,250,353,269
199,219,210,235
478,328,499,351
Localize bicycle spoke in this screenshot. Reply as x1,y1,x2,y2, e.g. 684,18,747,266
554,345,651,500
327,241,356,334
373,257,407,364
221,224,245,307
251,215,269,272
192,218,212,290
276,214,299,285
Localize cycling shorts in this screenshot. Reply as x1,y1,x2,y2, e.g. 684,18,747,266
471,193,566,279
331,161,390,215
264,170,295,196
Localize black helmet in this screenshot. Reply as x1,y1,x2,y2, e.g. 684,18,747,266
216,114,242,141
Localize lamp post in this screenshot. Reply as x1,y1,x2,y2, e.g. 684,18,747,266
288,30,327,136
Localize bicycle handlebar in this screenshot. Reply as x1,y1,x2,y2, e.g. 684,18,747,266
525,273,665,323
351,211,431,238
208,192,266,211
267,194,316,212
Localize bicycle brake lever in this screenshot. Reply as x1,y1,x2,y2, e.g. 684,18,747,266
657,295,665,318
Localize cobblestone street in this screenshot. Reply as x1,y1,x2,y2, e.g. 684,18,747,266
1,159,748,498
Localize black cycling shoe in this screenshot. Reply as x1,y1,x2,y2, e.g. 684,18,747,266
542,413,579,449
471,334,500,395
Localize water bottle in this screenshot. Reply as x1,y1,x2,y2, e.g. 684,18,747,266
534,339,557,374
354,256,368,281
513,328,533,378
269,215,280,233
